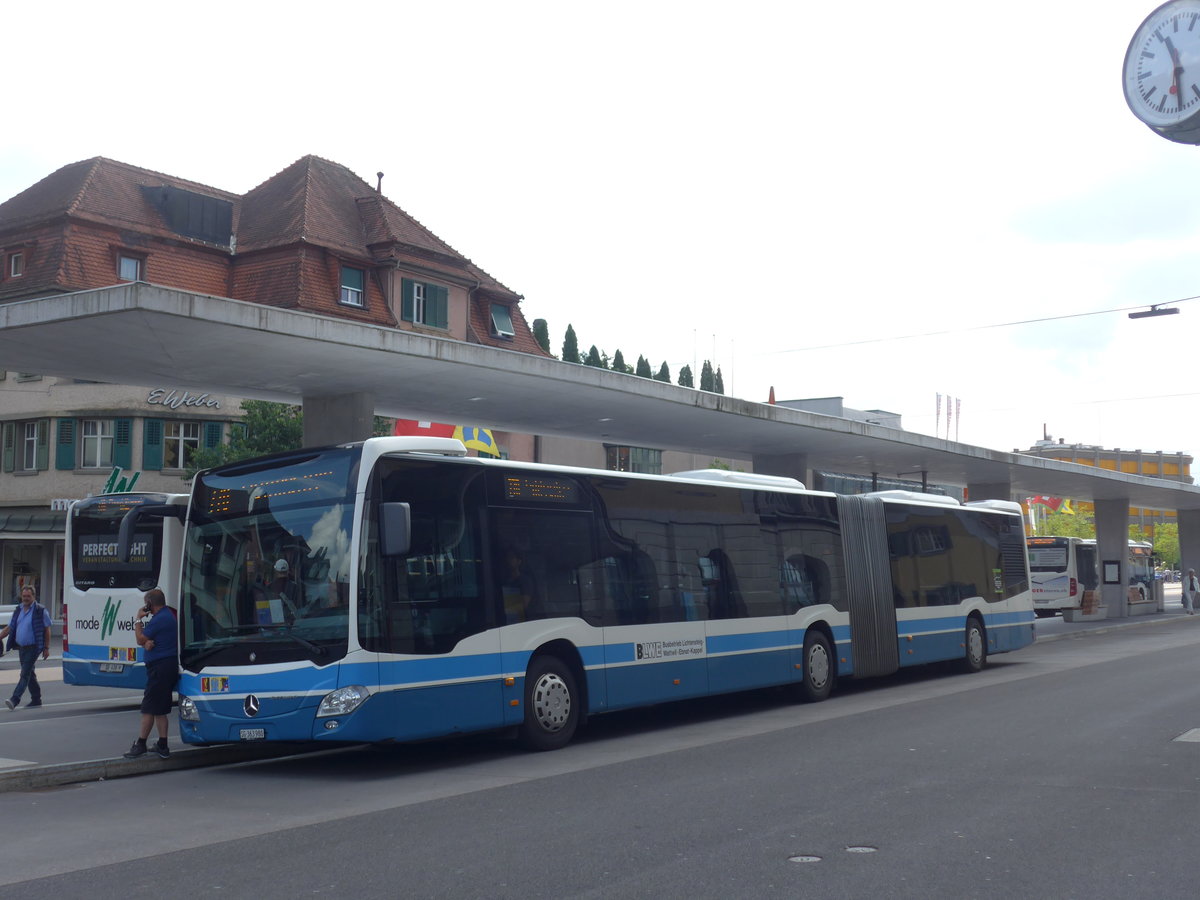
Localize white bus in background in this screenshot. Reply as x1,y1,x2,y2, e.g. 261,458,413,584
1026,536,1099,617
63,493,187,689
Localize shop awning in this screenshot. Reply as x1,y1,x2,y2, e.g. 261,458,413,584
0,509,66,534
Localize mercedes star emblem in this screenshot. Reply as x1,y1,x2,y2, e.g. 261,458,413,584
244,694,260,717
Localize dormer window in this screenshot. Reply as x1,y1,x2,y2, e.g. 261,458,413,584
490,303,515,338
9,252,24,278
118,254,143,282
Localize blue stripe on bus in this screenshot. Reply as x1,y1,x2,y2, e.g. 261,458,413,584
64,646,141,662
705,630,792,654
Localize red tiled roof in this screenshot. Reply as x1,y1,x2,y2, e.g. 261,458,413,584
0,157,239,245
1,155,536,343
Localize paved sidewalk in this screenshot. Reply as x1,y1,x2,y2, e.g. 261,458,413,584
0,637,307,792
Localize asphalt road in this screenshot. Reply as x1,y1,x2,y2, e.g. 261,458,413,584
3,612,1200,899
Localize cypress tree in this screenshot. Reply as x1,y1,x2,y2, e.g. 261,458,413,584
532,318,552,355
562,324,580,363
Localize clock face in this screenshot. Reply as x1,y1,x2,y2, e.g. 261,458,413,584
1124,0,1200,130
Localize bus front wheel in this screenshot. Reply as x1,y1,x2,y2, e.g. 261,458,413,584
799,631,833,702
518,656,580,751
962,617,987,674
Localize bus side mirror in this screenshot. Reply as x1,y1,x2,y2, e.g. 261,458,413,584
117,503,185,562
379,502,411,557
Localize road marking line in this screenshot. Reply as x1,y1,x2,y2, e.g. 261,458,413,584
0,758,36,770
1174,728,1200,742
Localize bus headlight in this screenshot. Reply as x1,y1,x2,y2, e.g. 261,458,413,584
178,696,200,722
317,685,370,717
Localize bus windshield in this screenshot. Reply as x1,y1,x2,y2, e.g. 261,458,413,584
180,447,360,671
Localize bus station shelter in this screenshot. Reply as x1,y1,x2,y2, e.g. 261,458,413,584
3,283,1200,618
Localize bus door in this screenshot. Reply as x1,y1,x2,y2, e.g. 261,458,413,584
836,495,899,678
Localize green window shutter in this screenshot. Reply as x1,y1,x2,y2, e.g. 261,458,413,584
35,418,50,470
114,418,133,468
143,418,164,470
204,421,223,449
430,285,449,329
401,279,415,322
2,422,13,473
56,418,77,470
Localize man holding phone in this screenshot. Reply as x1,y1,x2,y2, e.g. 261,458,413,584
122,588,179,759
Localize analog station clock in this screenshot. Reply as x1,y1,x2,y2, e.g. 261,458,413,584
1124,0,1200,143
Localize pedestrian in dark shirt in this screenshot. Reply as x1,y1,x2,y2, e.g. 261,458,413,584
123,588,180,759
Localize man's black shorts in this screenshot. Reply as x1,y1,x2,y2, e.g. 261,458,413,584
141,658,179,716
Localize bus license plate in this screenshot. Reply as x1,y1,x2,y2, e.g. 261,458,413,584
99,663,125,673
239,728,266,741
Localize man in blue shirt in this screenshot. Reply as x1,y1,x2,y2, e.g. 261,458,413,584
123,588,179,759
1,585,52,710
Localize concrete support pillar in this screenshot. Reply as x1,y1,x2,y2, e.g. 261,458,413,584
302,392,376,447
1178,508,1200,591
752,452,810,487
966,481,1012,503
1094,498,1129,619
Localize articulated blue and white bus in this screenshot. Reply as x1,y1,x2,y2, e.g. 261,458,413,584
119,436,1033,751
63,493,186,689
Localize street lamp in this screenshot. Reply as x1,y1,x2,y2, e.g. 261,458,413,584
1128,305,1180,320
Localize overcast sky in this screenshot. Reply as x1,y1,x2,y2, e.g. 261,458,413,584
4,1,1200,471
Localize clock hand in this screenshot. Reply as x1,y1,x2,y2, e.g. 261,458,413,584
1165,36,1185,109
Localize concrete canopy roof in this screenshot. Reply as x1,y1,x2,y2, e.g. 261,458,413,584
2,283,1200,511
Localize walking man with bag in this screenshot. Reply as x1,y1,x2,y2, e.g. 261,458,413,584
1185,569,1199,615
1,585,52,710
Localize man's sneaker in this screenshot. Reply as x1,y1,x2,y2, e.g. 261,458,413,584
123,740,148,759
3,699,14,711
154,741,171,760
26,701,41,708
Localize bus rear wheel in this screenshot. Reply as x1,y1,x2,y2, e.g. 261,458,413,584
962,617,987,673
799,631,833,702
518,656,580,751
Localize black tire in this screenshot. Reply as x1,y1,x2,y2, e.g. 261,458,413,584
518,655,580,751
799,631,834,702
962,617,987,673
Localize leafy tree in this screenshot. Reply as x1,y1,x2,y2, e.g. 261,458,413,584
678,364,694,388
1151,523,1179,568
585,344,604,367
186,400,303,477
1031,510,1093,539
635,355,653,378
611,349,631,374
562,324,580,363
654,361,671,383
714,365,725,395
532,318,552,355
699,360,715,392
